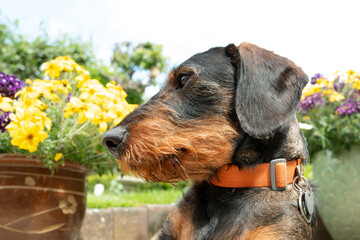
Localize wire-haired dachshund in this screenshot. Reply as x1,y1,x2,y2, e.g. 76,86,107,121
103,42,317,240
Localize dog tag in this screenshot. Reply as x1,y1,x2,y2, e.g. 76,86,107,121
304,190,315,216
298,190,313,223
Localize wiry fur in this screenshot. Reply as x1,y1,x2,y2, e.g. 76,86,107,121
103,42,317,240
118,104,239,182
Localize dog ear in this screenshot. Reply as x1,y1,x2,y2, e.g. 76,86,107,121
225,43,308,139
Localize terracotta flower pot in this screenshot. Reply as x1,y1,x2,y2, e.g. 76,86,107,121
0,154,87,240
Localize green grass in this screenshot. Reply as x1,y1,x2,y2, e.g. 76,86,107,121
87,189,184,208
86,173,188,208
304,163,313,181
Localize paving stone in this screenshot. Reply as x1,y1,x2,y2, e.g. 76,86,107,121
113,207,148,240
79,208,114,240
80,205,331,240
144,204,173,239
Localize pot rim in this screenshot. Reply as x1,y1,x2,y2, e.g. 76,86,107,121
0,153,88,174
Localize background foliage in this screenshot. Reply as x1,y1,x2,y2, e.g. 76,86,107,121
0,20,94,81
0,19,168,104
297,72,360,157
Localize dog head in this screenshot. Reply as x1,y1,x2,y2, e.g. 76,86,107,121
103,43,309,182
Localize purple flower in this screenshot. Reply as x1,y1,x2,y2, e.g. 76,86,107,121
336,99,360,116
0,72,23,99
0,110,11,133
0,77,8,85
0,72,23,132
298,92,324,112
311,73,323,85
5,75,18,82
67,93,73,102
6,81,15,91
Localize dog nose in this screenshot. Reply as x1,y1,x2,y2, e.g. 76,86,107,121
103,127,128,153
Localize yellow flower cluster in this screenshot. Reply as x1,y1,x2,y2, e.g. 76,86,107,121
6,108,50,152
15,79,72,102
4,78,57,152
345,70,360,91
44,56,85,79
64,79,136,132
6,56,136,153
0,95,13,112
302,75,345,103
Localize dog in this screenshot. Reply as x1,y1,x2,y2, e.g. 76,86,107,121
103,43,317,240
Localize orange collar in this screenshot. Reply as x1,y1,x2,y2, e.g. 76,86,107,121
211,158,302,191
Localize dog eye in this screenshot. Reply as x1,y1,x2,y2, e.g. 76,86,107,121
176,74,191,89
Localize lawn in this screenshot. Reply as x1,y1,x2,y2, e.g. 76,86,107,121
87,189,184,208
86,174,187,208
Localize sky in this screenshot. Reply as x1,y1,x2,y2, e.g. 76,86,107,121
1,0,359,97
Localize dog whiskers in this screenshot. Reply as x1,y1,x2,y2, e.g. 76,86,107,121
170,155,188,181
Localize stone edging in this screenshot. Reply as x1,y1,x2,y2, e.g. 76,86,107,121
79,205,332,240
79,204,173,240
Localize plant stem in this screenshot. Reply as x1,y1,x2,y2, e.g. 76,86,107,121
55,91,69,152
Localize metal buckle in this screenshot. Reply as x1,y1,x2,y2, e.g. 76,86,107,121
270,158,287,191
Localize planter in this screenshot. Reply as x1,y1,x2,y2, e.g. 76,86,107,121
0,154,87,240
313,147,360,240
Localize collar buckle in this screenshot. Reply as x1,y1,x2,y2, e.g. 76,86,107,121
270,158,287,191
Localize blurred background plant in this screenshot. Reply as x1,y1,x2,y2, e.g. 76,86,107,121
297,71,360,157
0,18,169,104
0,20,94,82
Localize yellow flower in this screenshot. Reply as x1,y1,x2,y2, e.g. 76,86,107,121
0,96,13,112
59,79,72,94
63,103,78,118
304,116,310,120
54,153,63,162
301,86,321,100
63,97,83,119
107,102,137,125
329,92,345,102
91,110,112,132
37,80,58,101
6,108,34,131
54,56,77,72
106,81,127,101
322,88,334,96
316,77,333,88
352,80,360,90
347,70,355,77
35,112,52,131
79,79,106,103
6,107,51,132
9,121,48,153
81,103,101,124
44,60,61,78
64,97,101,123
75,65,87,74
75,72,90,88
15,86,40,100
13,97,44,111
